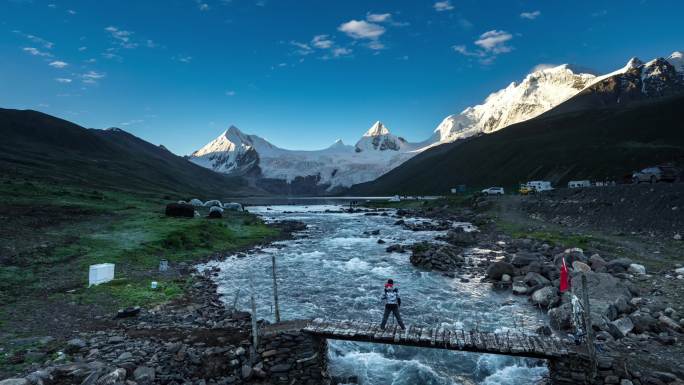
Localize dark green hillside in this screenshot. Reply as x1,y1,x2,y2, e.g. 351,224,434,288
0,108,259,197
350,95,684,195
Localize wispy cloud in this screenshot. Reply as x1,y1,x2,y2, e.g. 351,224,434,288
520,10,541,20
67,9,76,15
22,47,52,57
55,78,72,83
81,70,105,84
475,30,513,53
332,47,352,57
199,3,209,11
225,90,236,96
290,41,312,56
120,119,144,126
105,26,137,49
13,31,54,49
312,35,333,49
48,60,68,68
591,9,608,17
433,1,454,12
453,30,514,64
174,55,193,63
366,13,391,23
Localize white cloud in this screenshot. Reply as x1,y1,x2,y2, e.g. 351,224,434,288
290,41,312,55
474,30,513,53
312,35,333,49
47,4,56,8
433,1,454,12
532,63,559,72
338,20,385,40
105,26,137,48
175,55,192,63
520,10,541,20
366,13,391,22
14,31,54,49
225,90,236,96
22,47,52,57
199,3,209,11
81,71,105,84
67,9,76,15
55,78,72,83
48,60,68,68
453,30,514,64
78,46,87,51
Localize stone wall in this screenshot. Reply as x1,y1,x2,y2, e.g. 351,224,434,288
257,321,330,385
548,350,595,384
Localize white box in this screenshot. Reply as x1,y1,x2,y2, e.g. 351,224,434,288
89,263,115,286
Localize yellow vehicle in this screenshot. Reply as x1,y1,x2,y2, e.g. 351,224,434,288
519,184,534,195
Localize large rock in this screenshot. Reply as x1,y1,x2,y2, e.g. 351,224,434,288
486,262,515,281
531,286,559,308
410,244,464,271
133,366,155,385
629,311,658,333
511,252,542,267
66,338,86,353
628,263,646,275
571,272,632,328
548,303,574,330
608,317,634,339
524,272,551,288
553,248,586,266
512,280,528,295
589,254,607,272
658,315,683,332
572,261,591,273
605,258,633,274
443,228,477,246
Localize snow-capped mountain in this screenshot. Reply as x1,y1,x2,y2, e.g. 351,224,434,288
432,64,597,142
189,121,420,190
190,51,683,193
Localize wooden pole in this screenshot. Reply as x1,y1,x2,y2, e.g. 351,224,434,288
271,254,281,323
581,273,597,381
249,270,259,363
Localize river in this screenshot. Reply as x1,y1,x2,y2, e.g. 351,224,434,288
202,204,549,385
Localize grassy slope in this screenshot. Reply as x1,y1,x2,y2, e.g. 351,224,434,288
350,95,684,195
0,177,278,376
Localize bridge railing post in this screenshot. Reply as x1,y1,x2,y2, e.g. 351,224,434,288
580,273,597,382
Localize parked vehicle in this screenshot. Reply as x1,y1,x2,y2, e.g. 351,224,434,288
481,187,505,195
519,181,553,194
632,165,681,183
568,180,591,188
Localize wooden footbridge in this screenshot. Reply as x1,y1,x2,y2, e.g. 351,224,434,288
302,318,573,359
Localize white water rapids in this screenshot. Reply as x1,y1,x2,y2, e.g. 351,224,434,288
202,204,549,384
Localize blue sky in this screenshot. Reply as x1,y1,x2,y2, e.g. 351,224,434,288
1,0,682,154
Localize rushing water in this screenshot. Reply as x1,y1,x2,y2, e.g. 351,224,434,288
203,205,548,385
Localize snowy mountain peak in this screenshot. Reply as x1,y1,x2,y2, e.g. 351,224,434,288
667,51,684,73
364,121,390,137
625,57,643,70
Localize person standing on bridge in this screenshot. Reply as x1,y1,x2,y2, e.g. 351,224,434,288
380,279,406,330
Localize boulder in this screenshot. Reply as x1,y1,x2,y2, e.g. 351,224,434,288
165,203,195,218
443,228,477,246
572,261,591,273
658,315,683,332
548,302,573,330
608,317,634,339
203,200,223,208
531,287,559,308
512,281,528,295
605,258,633,274
571,272,632,327
501,274,511,283
189,198,204,206
613,297,634,315
66,338,86,353
511,252,542,267
589,254,607,272
524,272,551,288
133,366,155,385
628,263,646,275
629,311,657,333
486,262,515,281
553,248,586,266
385,244,406,253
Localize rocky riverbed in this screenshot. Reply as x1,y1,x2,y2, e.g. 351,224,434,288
397,199,684,385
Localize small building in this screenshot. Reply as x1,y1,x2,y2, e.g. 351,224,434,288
89,263,115,286
526,181,553,192
568,180,591,188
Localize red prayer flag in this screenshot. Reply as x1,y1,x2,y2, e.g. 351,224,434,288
560,257,570,293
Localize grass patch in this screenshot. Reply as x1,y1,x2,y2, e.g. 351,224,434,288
74,278,187,309
496,220,595,248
